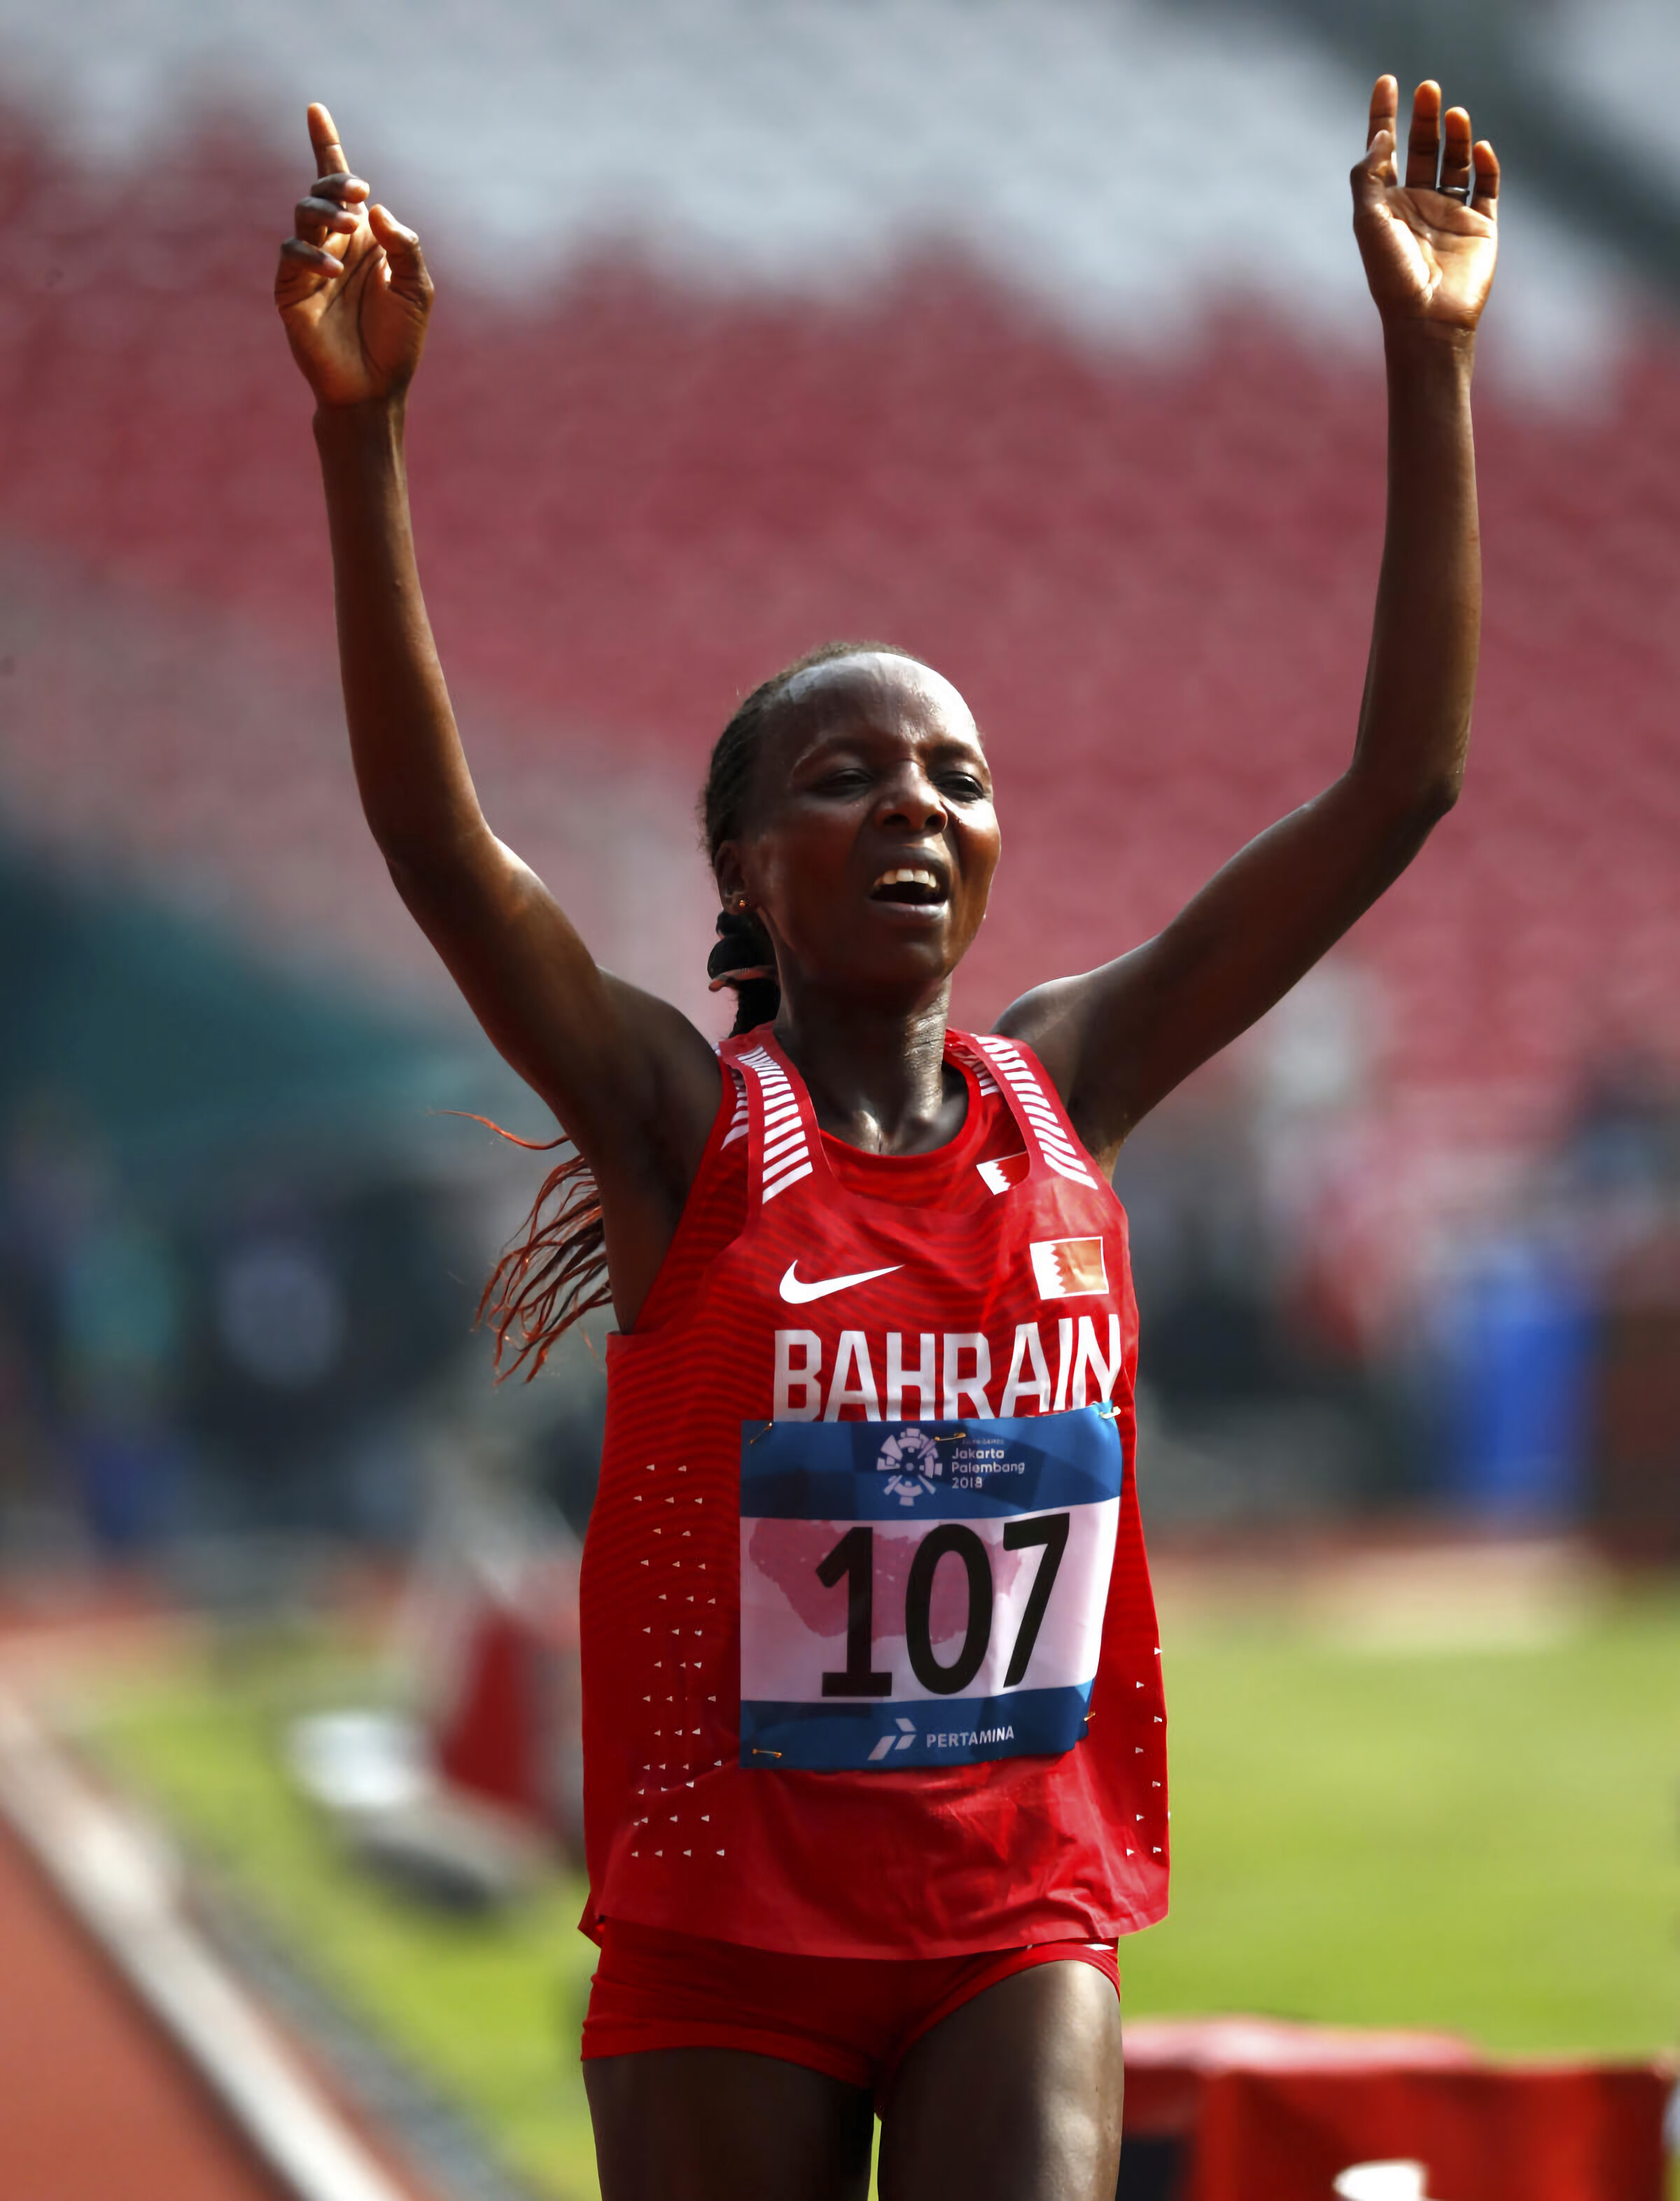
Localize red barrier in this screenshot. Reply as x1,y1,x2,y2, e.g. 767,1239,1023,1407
1123,2018,1671,2201
426,1547,584,1853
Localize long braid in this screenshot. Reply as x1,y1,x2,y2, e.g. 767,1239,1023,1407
480,638,923,1374
473,1126,611,1381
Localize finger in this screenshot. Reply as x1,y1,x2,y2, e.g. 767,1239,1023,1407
1367,73,1398,153
278,235,345,279
1471,139,1500,218
368,202,421,254
307,102,349,180
1439,105,1474,199
1351,125,1396,218
309,172,370,207
1405,78,1441,192
368,203,431,295
294,193,360,244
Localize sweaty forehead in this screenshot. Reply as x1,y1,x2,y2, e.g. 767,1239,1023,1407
775,653,980,753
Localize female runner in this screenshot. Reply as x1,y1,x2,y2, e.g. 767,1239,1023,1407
276,74,1498,2201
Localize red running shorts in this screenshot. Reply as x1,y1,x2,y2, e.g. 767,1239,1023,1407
582,1918,1119,2101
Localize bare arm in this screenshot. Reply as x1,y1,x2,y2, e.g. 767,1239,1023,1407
275,107,718,1318
1001,77,1499,1171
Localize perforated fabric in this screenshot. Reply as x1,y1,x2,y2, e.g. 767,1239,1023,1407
581,1026,1168,1957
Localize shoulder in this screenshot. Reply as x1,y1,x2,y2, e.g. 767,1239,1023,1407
992,963,1153,1174
590,976,723,1152
990,977,1086,1100
540,977,727,1246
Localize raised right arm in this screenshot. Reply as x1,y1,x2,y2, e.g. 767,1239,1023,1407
275,106,720,1322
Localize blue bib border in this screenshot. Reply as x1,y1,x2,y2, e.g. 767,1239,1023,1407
740,1406,1125,1523
741,1683,1093,1772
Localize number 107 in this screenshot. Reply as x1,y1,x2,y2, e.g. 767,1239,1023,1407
815,1514,1070,1700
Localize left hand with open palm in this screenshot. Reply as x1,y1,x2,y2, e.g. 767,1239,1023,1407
1352,75,1499,337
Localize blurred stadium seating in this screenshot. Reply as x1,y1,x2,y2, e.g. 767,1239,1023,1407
0,0,1677,1534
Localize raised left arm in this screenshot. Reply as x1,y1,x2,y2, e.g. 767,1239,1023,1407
1002,76,1499,1171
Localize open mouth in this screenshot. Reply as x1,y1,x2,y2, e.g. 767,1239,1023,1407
870,865,948,907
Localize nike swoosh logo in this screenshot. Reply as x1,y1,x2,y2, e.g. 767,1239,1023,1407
778,1261,903,1304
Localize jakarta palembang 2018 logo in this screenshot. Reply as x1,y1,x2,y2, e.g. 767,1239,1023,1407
878,1428,941,1507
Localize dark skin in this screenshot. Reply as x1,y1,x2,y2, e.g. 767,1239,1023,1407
277,76,1497,2201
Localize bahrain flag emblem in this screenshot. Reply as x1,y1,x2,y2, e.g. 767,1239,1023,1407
1029,1236,1109,1299
976,1150,1030,1194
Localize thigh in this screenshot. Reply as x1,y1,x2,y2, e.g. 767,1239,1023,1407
585,2047,874,2201
877,1959,1124,2201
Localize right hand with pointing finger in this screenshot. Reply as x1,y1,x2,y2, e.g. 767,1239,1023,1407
275,104,432,408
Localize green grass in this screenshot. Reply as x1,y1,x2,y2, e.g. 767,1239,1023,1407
83,1590,1680,2200
1124,1590,1680,2057
88,1637,603,2200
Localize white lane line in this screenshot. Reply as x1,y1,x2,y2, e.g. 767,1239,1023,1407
0,1688,425,2201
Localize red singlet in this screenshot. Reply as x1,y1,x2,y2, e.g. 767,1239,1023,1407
580,1027,1168,1957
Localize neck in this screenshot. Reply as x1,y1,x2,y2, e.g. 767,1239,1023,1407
771,983,960,1155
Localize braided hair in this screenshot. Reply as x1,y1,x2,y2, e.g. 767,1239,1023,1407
479,638,923,1376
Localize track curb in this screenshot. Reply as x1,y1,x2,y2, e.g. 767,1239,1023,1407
0,1686,427,2201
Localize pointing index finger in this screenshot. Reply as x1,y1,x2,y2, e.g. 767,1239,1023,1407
307,102,349,179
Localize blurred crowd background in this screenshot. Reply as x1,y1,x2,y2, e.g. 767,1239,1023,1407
1,0,1679,1586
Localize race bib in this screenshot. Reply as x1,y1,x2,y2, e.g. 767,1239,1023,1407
738,1409,1123,1772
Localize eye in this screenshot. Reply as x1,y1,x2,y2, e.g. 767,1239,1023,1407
812,767,872,796
938,771,987,801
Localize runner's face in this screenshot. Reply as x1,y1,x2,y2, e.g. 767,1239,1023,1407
724,655,1000,1003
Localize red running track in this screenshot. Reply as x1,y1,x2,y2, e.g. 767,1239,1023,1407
0,1807,293,2200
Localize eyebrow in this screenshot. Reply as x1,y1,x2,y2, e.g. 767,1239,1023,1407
792,721,986,764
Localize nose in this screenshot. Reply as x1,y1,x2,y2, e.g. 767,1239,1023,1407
876,761,947,835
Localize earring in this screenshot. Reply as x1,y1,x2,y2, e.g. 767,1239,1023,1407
731,893,750,914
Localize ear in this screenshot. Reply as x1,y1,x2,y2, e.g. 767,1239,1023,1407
713,843,748,907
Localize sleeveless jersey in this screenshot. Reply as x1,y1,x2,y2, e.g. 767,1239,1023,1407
580,1026,1168,1958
